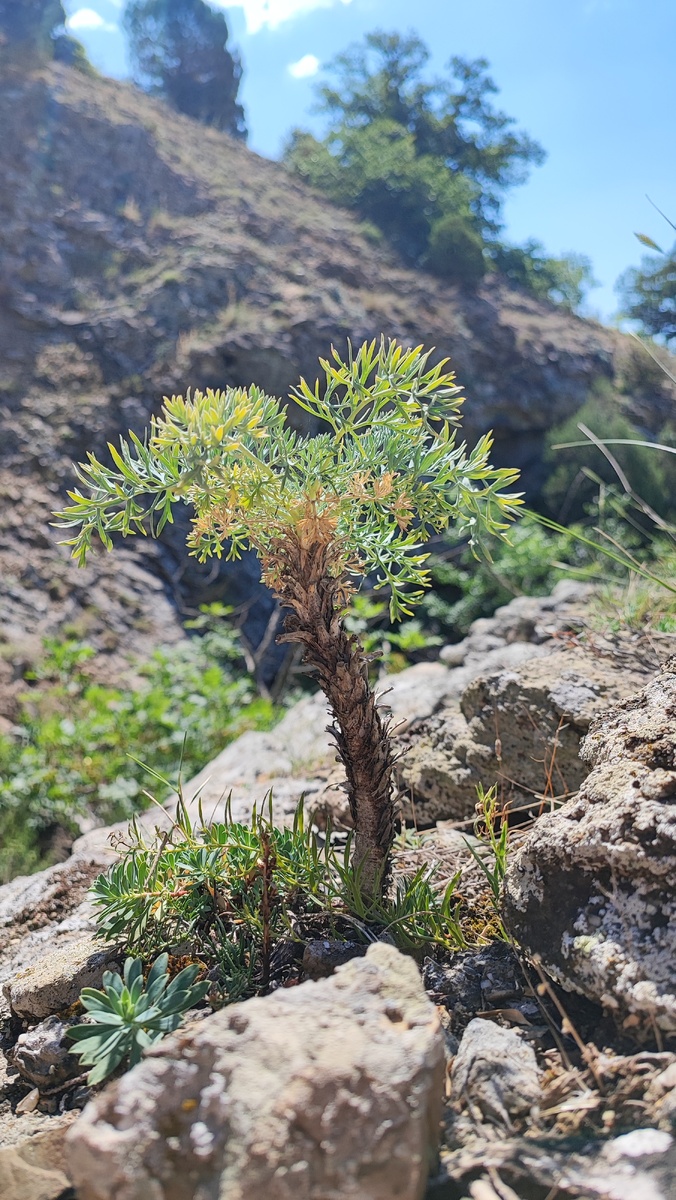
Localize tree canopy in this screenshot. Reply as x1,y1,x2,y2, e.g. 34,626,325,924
284,30,595,310
618,244,676,343
0,0,88,65
284,31,545,286
491,241,598,314
311,32,543,226
124,0,246,138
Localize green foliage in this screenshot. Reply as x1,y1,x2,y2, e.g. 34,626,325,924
426,212,487,285
419,516,593,638
124,0,246,138
618,244,676,343
490,240,598,313
285,121,484,277
0,0,88,64
284,31,543,281
344,594,440,675
465,784,510,907
90,791,469,1001
543,386,671,523
68,952,208,1084
53,30,95,73
592,552,676,635
56,339,522,621
0,615,276,884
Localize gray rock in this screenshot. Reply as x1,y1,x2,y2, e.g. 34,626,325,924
0,1111,77,1200
66,943,445,1200
398,646,651,824
0,848,117,1021
451,1018,541,1130
4,935,122,1022
423,943,524,1033
301,939,367,980
503,657,676,1034
10,1017,81,1090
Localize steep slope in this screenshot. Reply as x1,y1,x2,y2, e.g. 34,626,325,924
0,62,672,687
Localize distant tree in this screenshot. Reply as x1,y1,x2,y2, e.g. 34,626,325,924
0,0,90,68
284,30,544,284
491,241,598,313
124,0,246,139
53,29,95,72
618,236,676,343
286,119,482,273
1,0,60,57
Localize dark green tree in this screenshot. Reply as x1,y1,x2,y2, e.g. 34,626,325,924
124,0,246,138
284,30,544,283
491,240,598,312
618,243,676,343
0,0,87,64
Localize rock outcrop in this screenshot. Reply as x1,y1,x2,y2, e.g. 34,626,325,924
65,943,444,1200
397,582,654,823
0,845,117,1022
504,656,676,1034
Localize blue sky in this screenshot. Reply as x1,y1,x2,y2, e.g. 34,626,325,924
64,0,676,320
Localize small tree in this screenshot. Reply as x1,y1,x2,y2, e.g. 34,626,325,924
284,30,544,277
56,341,521,900
124,0,246,138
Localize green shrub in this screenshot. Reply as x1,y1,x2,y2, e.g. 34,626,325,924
426,213,487,285
0,611,277,883
90,793,469,1006
543,384,669,523
55,338,521,901
418,516,595,639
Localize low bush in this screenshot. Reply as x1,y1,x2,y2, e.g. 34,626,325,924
0,609,277,883
90,791,471,1007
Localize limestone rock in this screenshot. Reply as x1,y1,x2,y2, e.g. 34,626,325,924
0,1112,77,1200
398,638,651,825
0,847,117,1021
66,943,445,1200
10,1017,81,1089
503,657,676,1034
4,935,122,1022
450,1018,541,1130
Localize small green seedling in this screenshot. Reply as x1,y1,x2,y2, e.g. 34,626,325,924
68,952,208,1084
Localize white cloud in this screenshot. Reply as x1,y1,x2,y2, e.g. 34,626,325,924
222,0,354,36
66,8,117,31
288,53,320,79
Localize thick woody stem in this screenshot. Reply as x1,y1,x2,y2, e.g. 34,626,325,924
274,539,395,901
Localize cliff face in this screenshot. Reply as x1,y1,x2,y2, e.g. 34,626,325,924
0,63,670,675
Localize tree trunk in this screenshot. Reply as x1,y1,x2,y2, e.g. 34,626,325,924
273,538,395,901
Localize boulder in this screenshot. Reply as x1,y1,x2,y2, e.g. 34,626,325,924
398,639,651,826
66,943,445,1200
0,1111,77,1200
0,846,117,1021
503,657,676,1034
4,936,122,1023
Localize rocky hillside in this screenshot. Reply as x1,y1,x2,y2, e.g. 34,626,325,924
1,61,673,679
